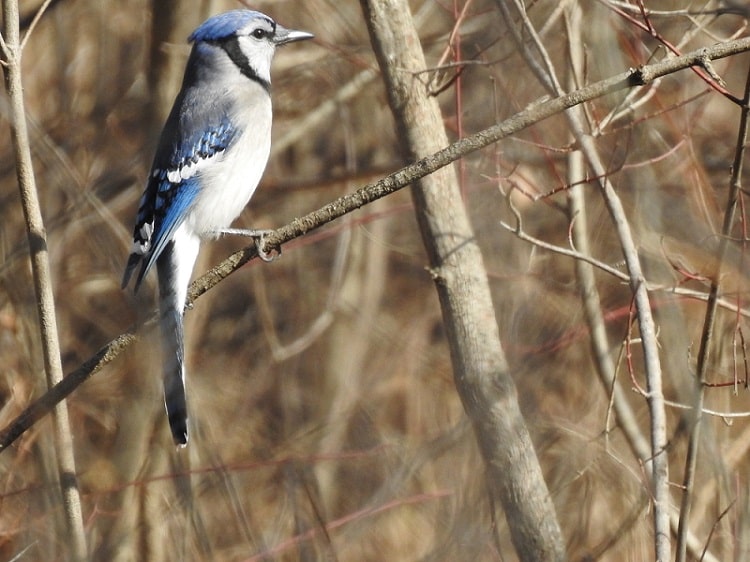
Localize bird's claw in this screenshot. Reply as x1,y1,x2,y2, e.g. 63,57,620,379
217,228,280,262
253,230,280,262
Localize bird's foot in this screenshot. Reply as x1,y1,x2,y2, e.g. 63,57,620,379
217,228,280,262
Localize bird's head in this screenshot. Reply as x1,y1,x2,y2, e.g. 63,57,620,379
188,10,313,87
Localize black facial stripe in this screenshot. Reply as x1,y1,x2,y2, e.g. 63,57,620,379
216,37,270,93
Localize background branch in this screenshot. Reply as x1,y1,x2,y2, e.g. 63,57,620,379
676,59,750,562
0,0,86,559
496,1,672,556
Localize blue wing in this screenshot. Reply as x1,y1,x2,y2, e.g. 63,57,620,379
122,98,236,292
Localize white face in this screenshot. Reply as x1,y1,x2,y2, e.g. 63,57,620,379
235,18,277,84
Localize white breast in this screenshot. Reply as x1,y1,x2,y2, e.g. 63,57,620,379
184,87,272,238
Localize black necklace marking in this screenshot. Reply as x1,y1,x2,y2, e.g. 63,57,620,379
216,37,271,94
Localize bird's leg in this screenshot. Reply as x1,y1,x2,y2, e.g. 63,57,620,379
216,228,280,262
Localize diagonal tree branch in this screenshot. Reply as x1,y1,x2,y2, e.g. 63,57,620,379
1,36,750,456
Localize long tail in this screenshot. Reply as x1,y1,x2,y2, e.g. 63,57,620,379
156,229,200,446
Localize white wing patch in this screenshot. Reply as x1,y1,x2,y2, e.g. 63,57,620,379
166,150,227,183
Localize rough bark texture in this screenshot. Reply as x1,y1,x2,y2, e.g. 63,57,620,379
358,0,566,559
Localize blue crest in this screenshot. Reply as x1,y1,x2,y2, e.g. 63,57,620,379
189,10,271,43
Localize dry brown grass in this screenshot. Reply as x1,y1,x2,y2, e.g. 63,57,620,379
2,0,750,560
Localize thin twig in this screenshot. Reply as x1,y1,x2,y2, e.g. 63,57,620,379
598,0,740,103
497,217,750,320
675,58,750,562
662,399,750,419
700,500,736,562
18,0,54,52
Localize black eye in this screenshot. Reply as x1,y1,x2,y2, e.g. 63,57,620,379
252,28,267,39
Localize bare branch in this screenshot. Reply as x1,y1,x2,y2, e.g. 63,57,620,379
18,0,54,52
676,58,750,562
498,0,672,554
0,0,86,559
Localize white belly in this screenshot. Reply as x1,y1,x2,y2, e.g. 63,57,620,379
185,97,272,238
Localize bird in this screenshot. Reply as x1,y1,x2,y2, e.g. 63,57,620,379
122,10,313,446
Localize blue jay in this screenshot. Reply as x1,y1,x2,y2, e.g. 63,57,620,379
122,10,313,446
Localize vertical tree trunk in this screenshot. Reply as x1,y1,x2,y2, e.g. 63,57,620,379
358,0,566,559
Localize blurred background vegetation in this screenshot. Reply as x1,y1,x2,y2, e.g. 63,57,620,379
1,0,750,560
